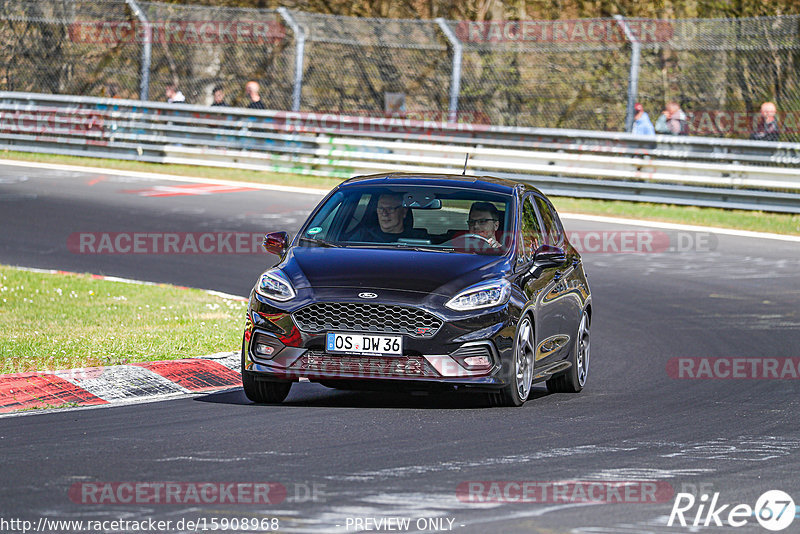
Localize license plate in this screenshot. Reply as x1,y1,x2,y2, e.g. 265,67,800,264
326,332,403,356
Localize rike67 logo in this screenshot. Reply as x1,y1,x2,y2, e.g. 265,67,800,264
668,490,795,531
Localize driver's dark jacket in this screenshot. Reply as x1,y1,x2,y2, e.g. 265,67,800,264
347,225,428,243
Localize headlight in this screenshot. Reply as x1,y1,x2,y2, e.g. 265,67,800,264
445,279,510,311
255,269,296,302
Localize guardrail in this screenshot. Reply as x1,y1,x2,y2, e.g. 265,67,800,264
2,91,800,213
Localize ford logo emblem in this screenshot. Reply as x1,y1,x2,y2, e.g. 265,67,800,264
358,292,378,299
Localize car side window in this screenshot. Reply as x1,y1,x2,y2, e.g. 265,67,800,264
315,203,341,237
535,196,562,246
519,197,543,263
547,199,565,238
344,194,372,234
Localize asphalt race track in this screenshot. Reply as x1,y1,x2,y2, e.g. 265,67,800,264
1,162,799,533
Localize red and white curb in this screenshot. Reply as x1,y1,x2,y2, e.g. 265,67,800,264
0,351,242,415
2,267,249,415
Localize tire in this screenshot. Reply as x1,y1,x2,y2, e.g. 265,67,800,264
490,314,535,407
241,340,292,404
547,310,590,393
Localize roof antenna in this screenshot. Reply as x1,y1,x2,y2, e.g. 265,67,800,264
462,153,470,175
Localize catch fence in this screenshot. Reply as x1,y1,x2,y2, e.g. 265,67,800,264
1,1,799,141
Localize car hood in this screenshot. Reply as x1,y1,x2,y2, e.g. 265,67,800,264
281,246,510,297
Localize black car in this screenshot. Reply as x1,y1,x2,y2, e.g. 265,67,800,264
242,173,592,406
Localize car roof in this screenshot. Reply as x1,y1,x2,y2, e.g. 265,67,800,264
340,172,543,196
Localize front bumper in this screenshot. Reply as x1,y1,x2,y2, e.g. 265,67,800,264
243,293,517,389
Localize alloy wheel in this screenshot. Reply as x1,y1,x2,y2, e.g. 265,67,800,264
514,316,535,401
575,312,590,387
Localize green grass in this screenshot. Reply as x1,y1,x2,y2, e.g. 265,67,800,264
3,149,799,235
19,402,81,412
0,265,247,374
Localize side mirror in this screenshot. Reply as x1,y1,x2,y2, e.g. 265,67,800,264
533,244,566,268
262,231,289,256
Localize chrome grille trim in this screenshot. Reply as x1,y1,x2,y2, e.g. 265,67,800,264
292,352,436,378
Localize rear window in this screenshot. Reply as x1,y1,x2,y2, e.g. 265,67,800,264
300,185,514,255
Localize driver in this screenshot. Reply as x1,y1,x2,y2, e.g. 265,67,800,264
350,193,425,242
467,202,502,248
376,193,407,236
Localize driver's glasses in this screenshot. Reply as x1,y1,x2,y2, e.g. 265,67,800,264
468,218,497,226
378,206,402,214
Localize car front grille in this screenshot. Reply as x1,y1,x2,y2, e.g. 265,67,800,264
292,352,436,378
292,302,442,338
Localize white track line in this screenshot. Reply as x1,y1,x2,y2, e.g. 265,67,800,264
0,158,330,195
560,212,800,243
2,158,797,242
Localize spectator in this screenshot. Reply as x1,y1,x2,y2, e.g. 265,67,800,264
104,83,120,99
751,101,779,142
631,102,655,136
654,105,670,134
655,101,688,135
245,81,266,110
165,83,186,104
211,86,227,107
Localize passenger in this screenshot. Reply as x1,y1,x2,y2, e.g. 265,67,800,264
467,202,502,248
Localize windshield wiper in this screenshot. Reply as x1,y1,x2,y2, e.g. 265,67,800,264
410,246,457,253
299,236,339,248
387,242,456,253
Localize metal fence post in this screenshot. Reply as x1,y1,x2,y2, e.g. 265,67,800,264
436,18,462,123
278,8,305,112
125,0,151,101
614,15,641,133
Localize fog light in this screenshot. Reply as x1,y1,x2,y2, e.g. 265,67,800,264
451,343,496,372
255,343,275,356
250,333,285,361
463,355,491,369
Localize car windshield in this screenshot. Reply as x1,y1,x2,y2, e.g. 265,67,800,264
300,185,514,255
